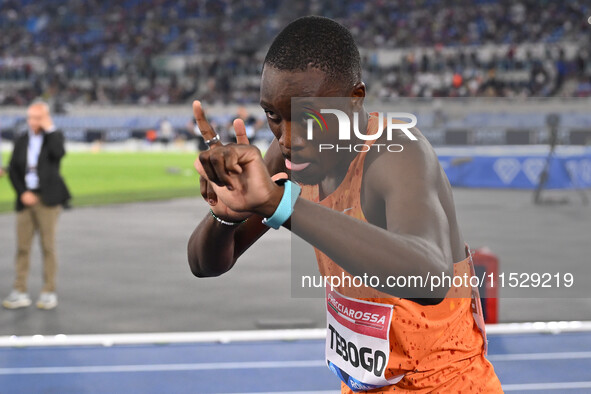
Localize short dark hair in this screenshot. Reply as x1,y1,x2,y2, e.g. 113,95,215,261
263,16,361,87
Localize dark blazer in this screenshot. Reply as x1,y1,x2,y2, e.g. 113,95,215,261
9,130,71,211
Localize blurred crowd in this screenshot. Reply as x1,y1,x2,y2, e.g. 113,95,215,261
0,0,590,107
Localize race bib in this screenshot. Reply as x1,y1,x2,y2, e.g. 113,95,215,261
325,288,405,392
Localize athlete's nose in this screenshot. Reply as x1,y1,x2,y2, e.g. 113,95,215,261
278,121,291,151
283,120,308,152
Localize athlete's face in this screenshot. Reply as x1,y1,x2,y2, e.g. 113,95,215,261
260,66,365,185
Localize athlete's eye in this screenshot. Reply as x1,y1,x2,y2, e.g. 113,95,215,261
265,110,280,121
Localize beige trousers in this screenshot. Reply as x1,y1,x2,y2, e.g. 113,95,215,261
13,200,61,293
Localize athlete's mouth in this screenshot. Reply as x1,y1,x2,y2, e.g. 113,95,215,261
285,158,311,171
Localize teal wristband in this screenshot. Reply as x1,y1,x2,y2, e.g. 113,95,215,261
262,180,301,229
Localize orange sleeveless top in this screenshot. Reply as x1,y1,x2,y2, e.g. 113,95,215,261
299,115,502,393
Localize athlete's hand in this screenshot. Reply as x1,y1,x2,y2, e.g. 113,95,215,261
193,101,285,220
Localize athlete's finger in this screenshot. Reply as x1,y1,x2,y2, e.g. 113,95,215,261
194,156,207,178
195,154,221,186
205,180,218,206
223,146,243,175
233,118,250,145
199,176,208,200
200,177,218,206
193,100,222,149
209,150,239,191
199,144,261,185
199,154,223,186
197,148,238,189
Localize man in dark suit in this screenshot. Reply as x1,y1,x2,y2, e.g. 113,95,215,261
3,101,71,310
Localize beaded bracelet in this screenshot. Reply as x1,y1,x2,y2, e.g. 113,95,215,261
210,208,247,226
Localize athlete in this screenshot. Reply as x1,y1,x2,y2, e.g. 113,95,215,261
188,16,502,393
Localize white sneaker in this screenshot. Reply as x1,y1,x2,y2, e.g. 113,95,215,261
2,290,32,309
36,292,58,310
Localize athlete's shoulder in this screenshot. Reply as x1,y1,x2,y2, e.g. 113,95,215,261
364,126,439,195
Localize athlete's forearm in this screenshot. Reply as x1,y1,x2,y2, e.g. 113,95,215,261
287,198,451,299
187,214,239,277
188,212,272,277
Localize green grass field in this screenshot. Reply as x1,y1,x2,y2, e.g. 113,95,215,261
0,151,200,213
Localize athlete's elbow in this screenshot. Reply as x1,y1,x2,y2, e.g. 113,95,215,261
187,235,217,277
190,266,220,278
187,248,232,278
188,253,234,277
188,261,225,278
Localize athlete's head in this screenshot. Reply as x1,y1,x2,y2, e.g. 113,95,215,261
264,15,361,88
260,16,367,185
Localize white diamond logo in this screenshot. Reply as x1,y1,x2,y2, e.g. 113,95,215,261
580,160,591,184
493,158,521,185
522,158,545,185
566,159,591,185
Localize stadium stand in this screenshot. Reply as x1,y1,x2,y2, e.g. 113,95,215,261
0,0,589,106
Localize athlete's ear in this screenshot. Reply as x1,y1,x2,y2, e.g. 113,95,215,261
351,81,366,109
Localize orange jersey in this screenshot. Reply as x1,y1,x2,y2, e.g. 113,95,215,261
299,114,503,393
